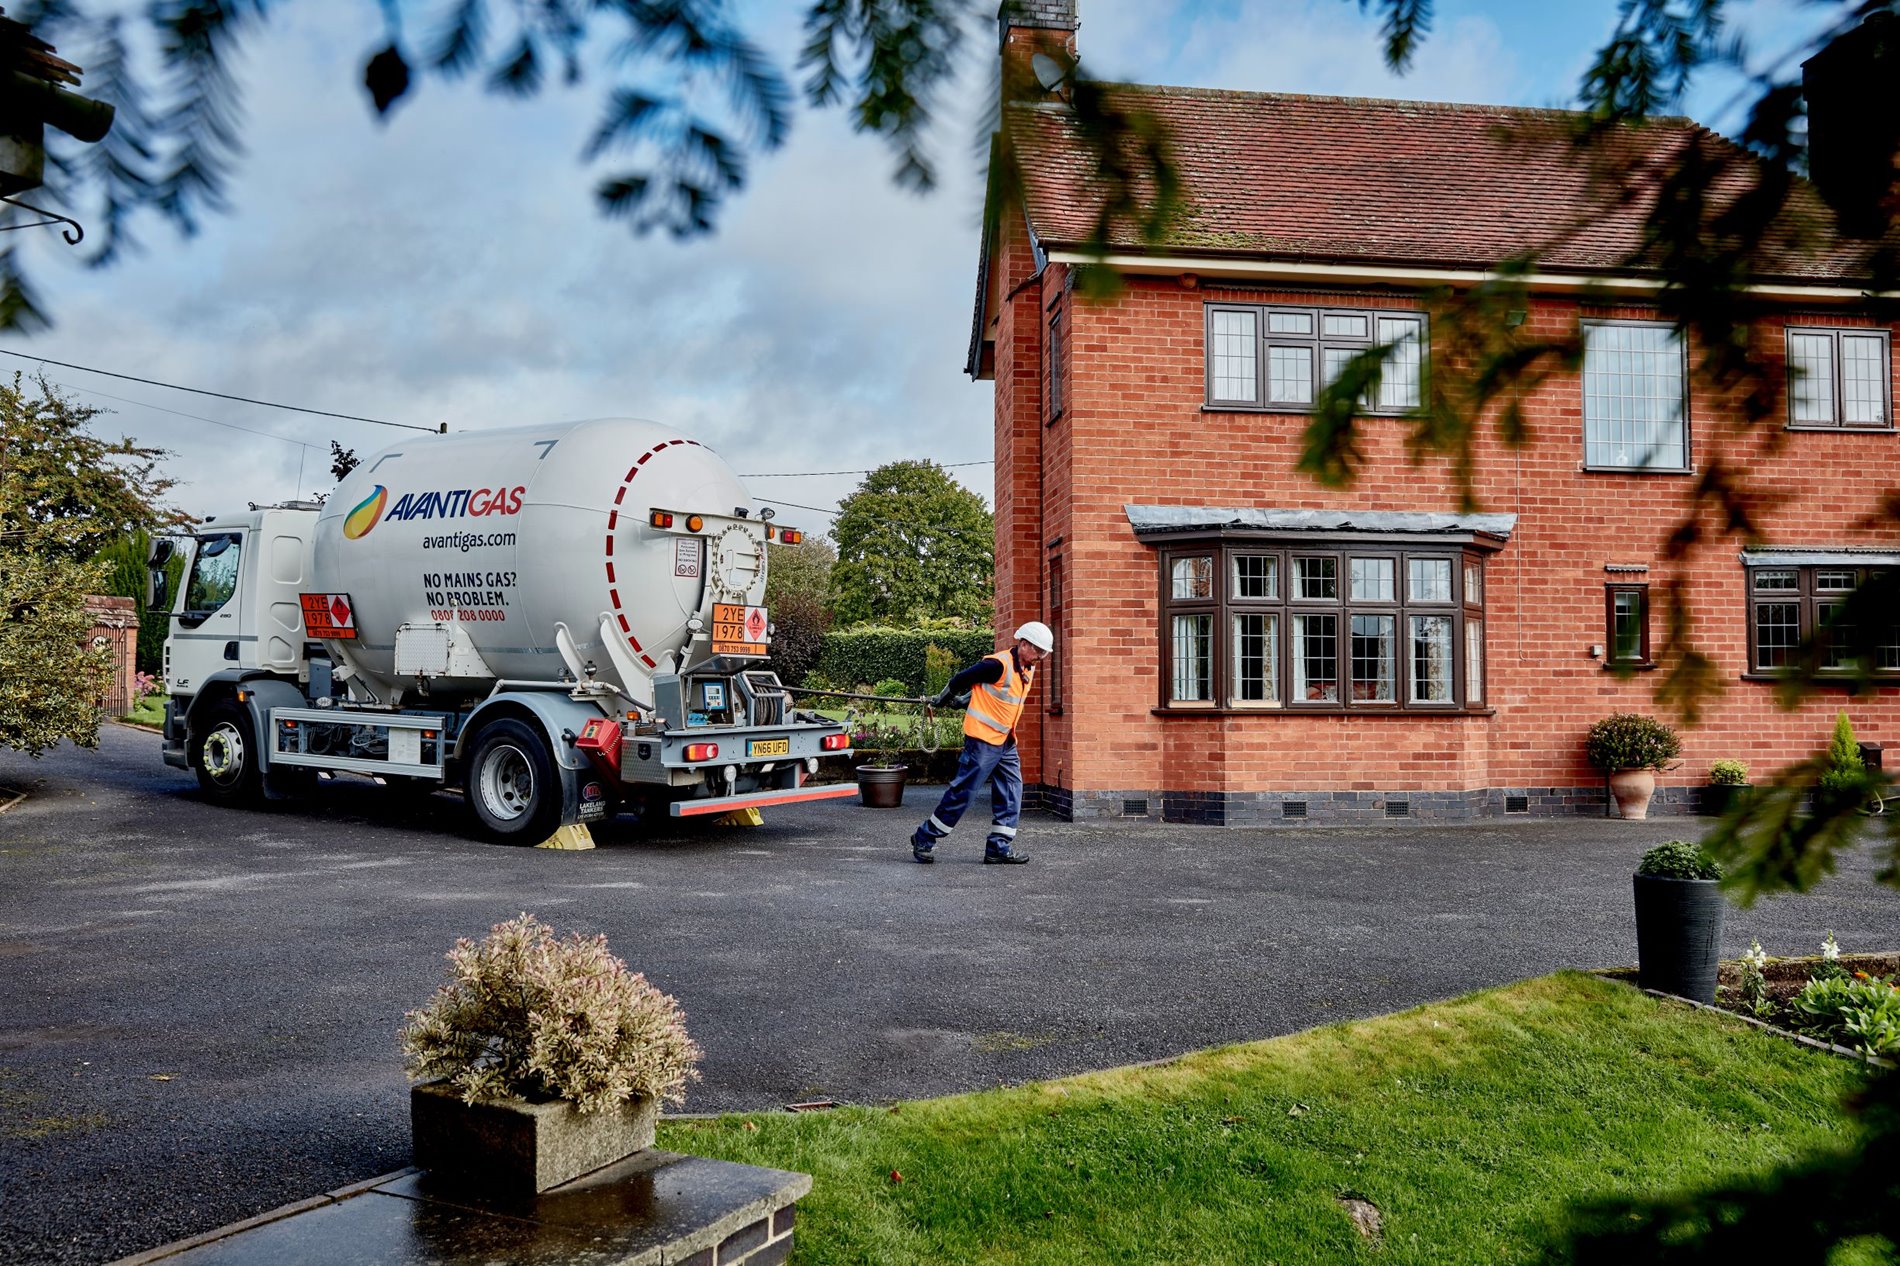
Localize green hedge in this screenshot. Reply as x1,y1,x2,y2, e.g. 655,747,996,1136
813,626,996,695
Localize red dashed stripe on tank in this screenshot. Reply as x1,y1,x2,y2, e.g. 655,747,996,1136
605,437,705,670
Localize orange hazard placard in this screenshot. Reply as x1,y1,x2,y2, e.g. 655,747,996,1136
300,592,358,639
711,602,768,655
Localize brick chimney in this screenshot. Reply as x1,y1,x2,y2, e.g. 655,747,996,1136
999,0,1078,103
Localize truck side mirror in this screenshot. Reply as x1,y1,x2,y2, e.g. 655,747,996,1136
148,537,175,567
147,568,169,612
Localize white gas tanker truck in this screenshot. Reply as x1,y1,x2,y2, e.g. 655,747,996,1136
152,418,856,841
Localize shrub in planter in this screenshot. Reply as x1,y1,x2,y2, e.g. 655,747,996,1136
1701,759,1750,816
1632,841,1725,1003
400,914,701,1191
1816,710,1877,814
1586,713,1681,820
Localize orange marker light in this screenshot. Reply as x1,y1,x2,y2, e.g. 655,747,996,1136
781,529,803,545
686,514,704,532
650,511,674,529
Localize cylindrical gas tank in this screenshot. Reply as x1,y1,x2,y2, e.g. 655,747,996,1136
311,418,761,705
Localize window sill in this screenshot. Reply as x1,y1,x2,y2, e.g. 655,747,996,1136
1603,660,1657,672
1201,403,1414,418
1579,464,1695,476
1785,424,1894,434
1741,672,1900,687
1151,706,1495,718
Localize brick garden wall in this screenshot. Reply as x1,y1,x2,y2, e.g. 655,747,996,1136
991,269,1900,822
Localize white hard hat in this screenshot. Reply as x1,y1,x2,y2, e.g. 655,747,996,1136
1014,620,1055,653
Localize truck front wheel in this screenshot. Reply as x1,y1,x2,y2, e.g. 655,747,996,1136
465,719,561,843
193,701,262,803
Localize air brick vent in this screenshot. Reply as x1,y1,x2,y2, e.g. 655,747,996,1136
1385,799,1411,818
1282,800,1308,819
1123,798,1149,818
1505,795,1530,814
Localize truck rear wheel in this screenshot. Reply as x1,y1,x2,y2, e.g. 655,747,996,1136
465,719,561,843
193,701,263,803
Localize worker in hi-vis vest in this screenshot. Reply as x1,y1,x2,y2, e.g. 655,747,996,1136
909,621,1056,865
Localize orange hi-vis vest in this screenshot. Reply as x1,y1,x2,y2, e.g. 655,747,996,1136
963,651,1036,746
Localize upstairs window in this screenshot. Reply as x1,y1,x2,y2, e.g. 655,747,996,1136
1205,304,1425,413
1044,300,1066,424
1786,327,1891,429
1583,321,1689,470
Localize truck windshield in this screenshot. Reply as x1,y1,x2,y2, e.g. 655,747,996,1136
182,533,243,622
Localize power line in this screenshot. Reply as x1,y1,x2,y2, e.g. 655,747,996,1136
55,381,326,450
740,460,992,478
0,348,435,432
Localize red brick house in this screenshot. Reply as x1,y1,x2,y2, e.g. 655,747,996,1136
971,2,1900,823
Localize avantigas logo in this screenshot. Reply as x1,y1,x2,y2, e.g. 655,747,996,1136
342,485,388,539
343,483,527,541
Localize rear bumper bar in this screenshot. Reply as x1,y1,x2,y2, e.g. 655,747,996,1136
670,783,858,817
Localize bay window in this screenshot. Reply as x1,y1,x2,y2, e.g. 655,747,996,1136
1158,539,1490,713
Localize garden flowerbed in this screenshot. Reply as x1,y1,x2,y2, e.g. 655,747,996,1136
1607,951,1898,1060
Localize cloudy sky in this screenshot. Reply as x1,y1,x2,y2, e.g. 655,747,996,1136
7,0,1826,530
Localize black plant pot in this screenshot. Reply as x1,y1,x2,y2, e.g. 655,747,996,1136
1632,874,1725,1002
856,765,908,808
1699,783,1747,816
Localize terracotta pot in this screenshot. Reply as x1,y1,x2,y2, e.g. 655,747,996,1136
856,765,908,808
1608,769,1657,820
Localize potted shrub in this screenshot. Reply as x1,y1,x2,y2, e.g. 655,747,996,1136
399,913,701,1194
1632,840,1726,1003
1585,712,1682,820
853,681,917,809
1700,759,1750,816
1816,710,1877,815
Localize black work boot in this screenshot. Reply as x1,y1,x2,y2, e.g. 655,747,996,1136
982,846,1029,865
911,844,935,864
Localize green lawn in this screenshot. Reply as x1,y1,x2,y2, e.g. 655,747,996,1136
120,692,166,728
658,973,1880,1264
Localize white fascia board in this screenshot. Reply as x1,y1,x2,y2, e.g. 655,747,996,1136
1042,250,1887,302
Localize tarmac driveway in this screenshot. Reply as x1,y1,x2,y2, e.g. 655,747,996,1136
2,725,1897,1265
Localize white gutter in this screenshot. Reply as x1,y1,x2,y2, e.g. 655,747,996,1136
1043,250,1887,302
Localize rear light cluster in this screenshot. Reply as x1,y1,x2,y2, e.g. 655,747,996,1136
820,734,850,751
682,743,719,762
651,508,801,544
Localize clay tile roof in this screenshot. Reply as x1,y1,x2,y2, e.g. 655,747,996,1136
1008,84,1875,282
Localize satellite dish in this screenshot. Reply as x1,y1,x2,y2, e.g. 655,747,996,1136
1031,52,1068,92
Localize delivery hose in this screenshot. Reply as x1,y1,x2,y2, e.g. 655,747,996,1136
788,685,944,754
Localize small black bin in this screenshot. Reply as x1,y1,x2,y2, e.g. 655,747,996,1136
1859,742,1883,770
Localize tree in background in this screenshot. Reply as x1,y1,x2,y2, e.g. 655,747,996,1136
329,440,359,483
0,375,178,752
830,460,992,628
764,534,836,686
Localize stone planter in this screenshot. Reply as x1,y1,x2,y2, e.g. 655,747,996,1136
1632,874,1726,1002
856,764,908,808
1607,769,1657,819
411,1080,657,1194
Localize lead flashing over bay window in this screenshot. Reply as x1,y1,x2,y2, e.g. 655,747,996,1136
1740,548,1900,568
1126,506,1516,545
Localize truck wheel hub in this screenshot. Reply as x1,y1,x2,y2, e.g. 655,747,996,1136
203,725,244,781
478,745,534,821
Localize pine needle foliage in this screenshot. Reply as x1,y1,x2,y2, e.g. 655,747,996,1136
399,914,701,1113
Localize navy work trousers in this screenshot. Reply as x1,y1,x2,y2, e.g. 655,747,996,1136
911,735,1022,854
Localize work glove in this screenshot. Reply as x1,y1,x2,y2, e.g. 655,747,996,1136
928,689,951,708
